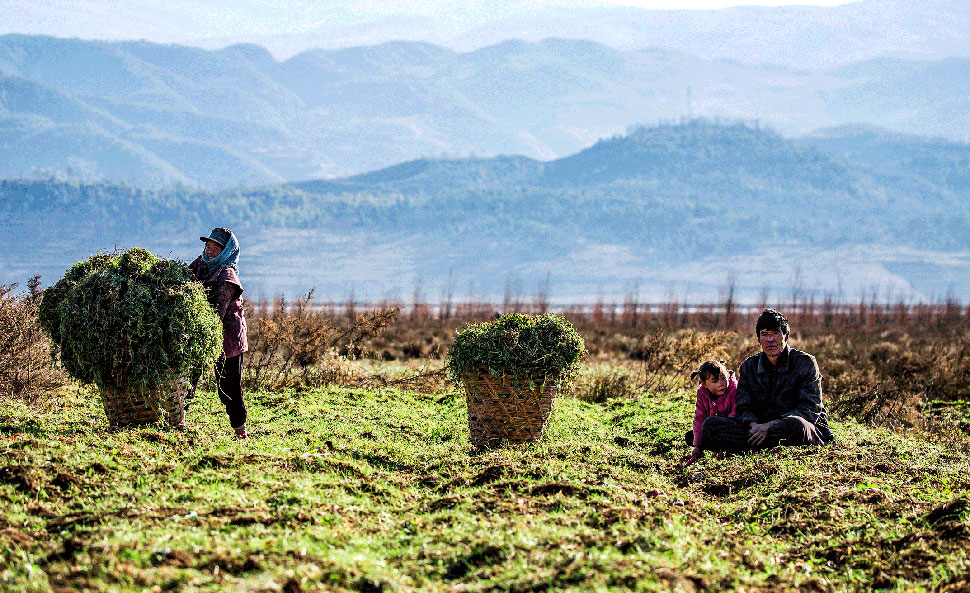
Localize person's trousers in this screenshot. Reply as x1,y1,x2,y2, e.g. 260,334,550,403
189,353,247,429
699,415,828,453
216,354,247,429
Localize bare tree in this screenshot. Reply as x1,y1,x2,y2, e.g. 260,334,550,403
533,272,551,314
720,273,738,329
439,267,456,320
623,278,641,328
411,274,424,321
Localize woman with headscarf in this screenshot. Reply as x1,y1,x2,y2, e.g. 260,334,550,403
188,227,249,439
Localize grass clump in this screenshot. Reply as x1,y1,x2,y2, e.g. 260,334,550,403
448,313,586,388
37,248,221,392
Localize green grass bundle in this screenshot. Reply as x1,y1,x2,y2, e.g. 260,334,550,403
448,313,586,387
38,248,221,393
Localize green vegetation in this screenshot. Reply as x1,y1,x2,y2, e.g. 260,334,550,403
448,313,586,388
1,381,967,592
37,248,221,392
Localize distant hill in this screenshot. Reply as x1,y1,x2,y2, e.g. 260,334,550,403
4,35,970,188
4,122,970,301
5,0,970,70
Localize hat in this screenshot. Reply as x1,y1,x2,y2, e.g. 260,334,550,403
200,228,232,248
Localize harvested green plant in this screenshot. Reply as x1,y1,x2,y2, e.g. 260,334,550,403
448,312,585,387
37,248,221,393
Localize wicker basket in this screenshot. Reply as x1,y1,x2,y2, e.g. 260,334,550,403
101,375,188,428
463,372,559,448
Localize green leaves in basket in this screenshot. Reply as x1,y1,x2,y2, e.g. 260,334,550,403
37,248,222,392
447,313,586,389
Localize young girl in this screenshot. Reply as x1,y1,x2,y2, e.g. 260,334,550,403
685,360,737,465
188,227,249,439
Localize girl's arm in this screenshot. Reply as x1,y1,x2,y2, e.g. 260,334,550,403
691,391,708,447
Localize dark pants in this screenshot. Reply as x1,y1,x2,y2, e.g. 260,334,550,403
189,353,247,429
699,416,829,453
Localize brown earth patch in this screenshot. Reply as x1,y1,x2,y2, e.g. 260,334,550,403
653,567,709,593
922,497,969,525
156,549,194,567
50,471,82,493
529,482,585,497
470,465,506,487
428,495,462,511
591,506,645,527
87,462,110,474
2,528,35,545
0,466,42,493
702,476,761,497
443,544,509,580
193,455,232,469
228,513,274,526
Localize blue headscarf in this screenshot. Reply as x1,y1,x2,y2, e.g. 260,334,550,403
201,230,240,277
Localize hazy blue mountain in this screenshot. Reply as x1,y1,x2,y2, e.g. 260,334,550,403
7,34,970,189
824,57,970,141
6,0,970,70
802,125,970,200
1,35,660,186
4,122,970,301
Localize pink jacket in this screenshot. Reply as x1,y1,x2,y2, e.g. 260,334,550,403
189,257,248,359
691,371,738,446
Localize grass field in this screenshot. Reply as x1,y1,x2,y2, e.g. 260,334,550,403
2,374,969,593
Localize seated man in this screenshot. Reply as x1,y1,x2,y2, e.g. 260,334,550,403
701,309,833,453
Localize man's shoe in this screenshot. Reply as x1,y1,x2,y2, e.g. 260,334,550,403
233,425,249,440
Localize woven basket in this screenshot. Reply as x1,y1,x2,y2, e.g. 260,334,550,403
463,372,559,448
101,375,188,428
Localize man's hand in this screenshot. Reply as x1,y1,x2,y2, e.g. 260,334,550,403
748,421,777,446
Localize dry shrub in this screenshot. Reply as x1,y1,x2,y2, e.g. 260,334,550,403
294,352,366,389
618,329,740,370
245,291,398,391
804,331,970,430
363,367,449,393
566,367,638,403
614,329,753,394
365,327,450,361
828,387,924,429
0,277,66,403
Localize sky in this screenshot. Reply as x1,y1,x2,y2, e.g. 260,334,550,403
607,0,852,6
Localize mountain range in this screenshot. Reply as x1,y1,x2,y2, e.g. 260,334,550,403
4,0,970,69
3,33,970,189
3,122,970,302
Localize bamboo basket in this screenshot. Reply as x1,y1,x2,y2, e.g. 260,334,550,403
101,375,188,428
463,372,559,448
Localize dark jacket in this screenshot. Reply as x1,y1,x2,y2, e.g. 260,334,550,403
189,257,248,359
736,346,832,441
